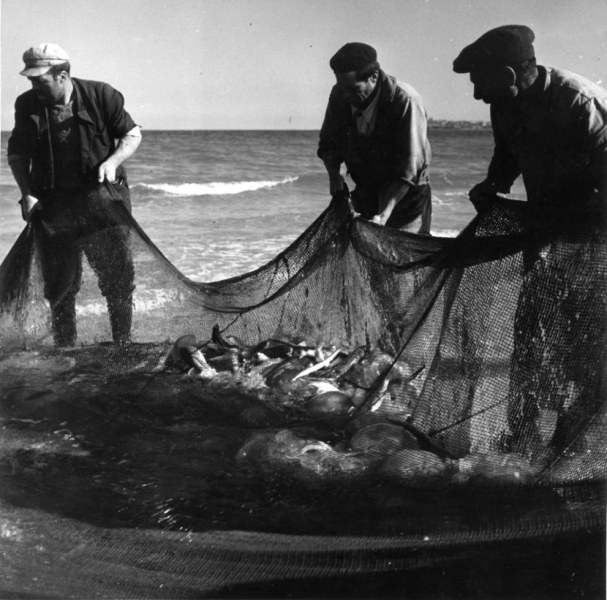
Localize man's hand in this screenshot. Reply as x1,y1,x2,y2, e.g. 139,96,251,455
371,181,410,226
19,194,41,222
97,160,118,183
468,179,503,211
97,126,142,184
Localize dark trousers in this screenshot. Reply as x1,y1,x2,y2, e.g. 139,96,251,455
351,183,432,233
36,185,135,346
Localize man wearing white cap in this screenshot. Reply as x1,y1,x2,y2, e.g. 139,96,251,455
7,43,142,346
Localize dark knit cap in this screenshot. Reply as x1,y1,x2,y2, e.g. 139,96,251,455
330,42,379,74
453,25,535,73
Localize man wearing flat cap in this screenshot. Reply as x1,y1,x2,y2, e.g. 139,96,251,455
7,43,142,346
318,42,432,232
453,24,607,222
453,26,607,459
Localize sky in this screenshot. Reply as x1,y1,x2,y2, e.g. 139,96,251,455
2,0,607,130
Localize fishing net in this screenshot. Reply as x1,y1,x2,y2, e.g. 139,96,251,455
0,181,605,598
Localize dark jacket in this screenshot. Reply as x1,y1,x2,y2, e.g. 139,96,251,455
487,66,607,222
8,77,137,195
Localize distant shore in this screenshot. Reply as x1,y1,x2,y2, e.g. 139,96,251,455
1,121,491,136
428,119,490,129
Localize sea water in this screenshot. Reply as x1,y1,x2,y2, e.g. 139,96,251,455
0,128,525,281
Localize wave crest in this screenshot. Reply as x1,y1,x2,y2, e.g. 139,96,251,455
136,176,299,196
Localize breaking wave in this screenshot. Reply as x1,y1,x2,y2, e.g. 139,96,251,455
136,176,299,196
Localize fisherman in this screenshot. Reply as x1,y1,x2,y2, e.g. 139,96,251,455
453,24,607,224
453,25,607,457
317,42,432,233
7,43,142,347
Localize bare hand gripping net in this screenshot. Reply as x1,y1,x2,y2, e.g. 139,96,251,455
0,182,604,598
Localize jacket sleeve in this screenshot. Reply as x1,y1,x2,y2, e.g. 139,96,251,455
317,86,344,166
486,105,521,192
7,94,37,158
98,83,137,140
391,92,430,187
579,95,607,177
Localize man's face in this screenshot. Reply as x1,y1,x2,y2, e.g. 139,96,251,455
28,71,67,105
469,68,513,104
335,71,378,107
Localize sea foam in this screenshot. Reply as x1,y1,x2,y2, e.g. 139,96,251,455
137,176,299,196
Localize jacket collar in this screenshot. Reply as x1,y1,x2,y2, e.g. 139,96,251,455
376,69,399,109
71,78,95,125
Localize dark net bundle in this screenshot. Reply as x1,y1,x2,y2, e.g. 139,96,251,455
0,181,605,599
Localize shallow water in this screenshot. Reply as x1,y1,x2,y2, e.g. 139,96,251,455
1,129,526,281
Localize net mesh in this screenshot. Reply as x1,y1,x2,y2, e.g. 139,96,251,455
0,182,605,598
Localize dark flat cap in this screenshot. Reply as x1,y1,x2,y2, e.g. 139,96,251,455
330,42,378,74
453,25,535,73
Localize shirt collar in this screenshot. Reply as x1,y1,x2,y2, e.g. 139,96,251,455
359,76,381,110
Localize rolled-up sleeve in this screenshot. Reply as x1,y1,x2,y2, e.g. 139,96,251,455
100,83,137,140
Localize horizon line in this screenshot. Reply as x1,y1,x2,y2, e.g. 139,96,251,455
0,120,490,135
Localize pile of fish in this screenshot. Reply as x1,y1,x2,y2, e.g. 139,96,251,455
159,325,540,491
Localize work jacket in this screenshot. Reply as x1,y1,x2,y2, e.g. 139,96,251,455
487,66,607,226
8,77,137,195
317,69,431,192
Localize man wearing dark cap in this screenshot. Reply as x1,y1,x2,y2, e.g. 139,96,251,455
318,42,432,232
7,43,142,346
453,24,607,221
453,26,607,460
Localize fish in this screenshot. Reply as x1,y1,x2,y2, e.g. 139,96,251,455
161,334,197,369
348,422,419,459
211,324,317,362
384,413,453,459
380,449,451,489
304,391,353,417
211,324,248,353
330,345,366,380
251,338,304,360
292,348,342,380
453,452,538,486
343,347,395,389
263,356,314,387
161,334,216,377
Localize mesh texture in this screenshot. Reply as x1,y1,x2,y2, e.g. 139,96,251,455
0,182,605,598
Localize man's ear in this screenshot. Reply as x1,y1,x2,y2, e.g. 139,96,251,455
503,66,517,87
500,66,518,97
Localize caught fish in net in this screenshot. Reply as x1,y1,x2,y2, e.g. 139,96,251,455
0,180,604,598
